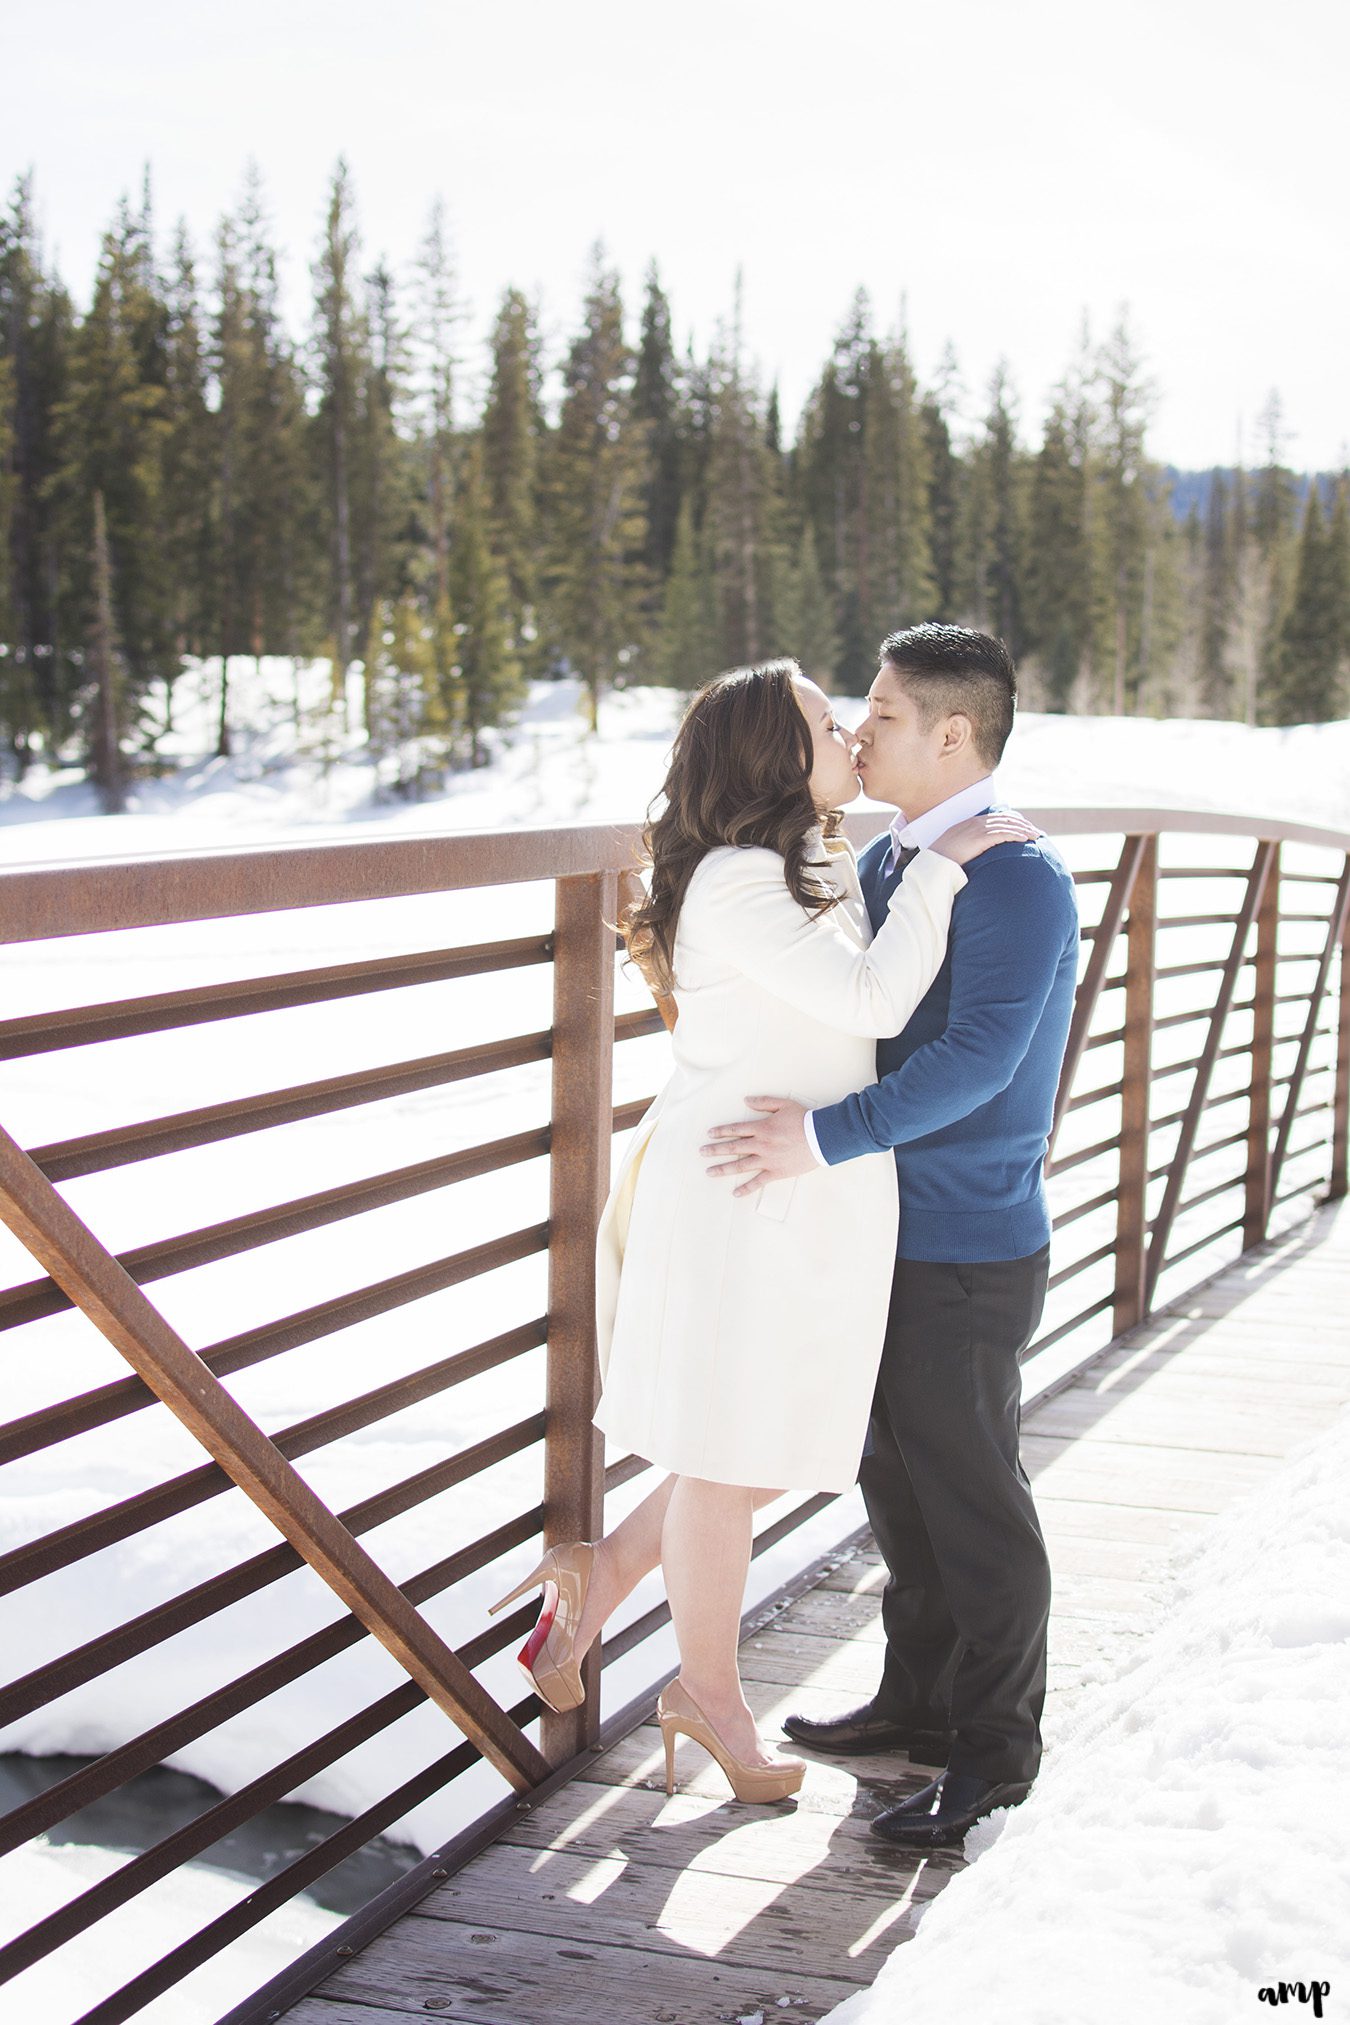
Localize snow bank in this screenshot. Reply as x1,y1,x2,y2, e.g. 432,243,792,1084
825,1407,1350,2025
0,1839,341,2024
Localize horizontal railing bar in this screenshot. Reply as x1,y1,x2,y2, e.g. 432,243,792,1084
1154,957,1239,983
1279,910,1344,924
1154,1214,1246,1273
0,1231,549,1463
1157,913,1249,931
1167,1171,1247,1221
1064,1080,1123,1114
1278,870,1343,884
1149,1106,1249,1148
1051,1186,1119,1231
1048,1240,1116,1291
2,814,1342,951
603,1453,651,1494
612,1097,655,1134
1046,1132,1121,1177
1071,870,1116,885
29,1032,555,1182
0,936,555,1058
1153,999,1254,1035
0,1320,547,1594
1156,865,1249,880
1083,1025,1126,1051
69,1692,540,2025
1026,1291,1116,1354
0,1129,551,1333
1273,1173,1331,1209
601,1492,837,1667
1149,1126,1250,1184
0,1507,545,1859
613,1008,665,1043
0,1414,546,1727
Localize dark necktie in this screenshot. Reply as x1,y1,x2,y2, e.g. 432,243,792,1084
889,843,920,879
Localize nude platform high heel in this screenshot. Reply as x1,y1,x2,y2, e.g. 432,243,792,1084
488,1541,595,1713
657,1678,806,1803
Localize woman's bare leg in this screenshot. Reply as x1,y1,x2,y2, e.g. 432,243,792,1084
574,1474,781,1661
661,1475,793,1767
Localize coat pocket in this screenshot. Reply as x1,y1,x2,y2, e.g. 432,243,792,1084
755,1176,798,1223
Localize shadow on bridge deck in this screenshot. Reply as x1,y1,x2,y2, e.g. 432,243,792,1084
285,1196,1350,2025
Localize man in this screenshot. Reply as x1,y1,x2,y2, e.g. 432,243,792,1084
703,624,1079,1847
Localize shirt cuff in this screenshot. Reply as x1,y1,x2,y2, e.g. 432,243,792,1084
802,1109,830,1168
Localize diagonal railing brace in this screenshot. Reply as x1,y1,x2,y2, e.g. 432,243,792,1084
0,1125,548,1794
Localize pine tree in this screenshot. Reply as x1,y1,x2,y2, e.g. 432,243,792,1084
633,262,684,586
481,286,543,662
409,199,464,630
960,363,1024,649
351,257,410,684
1197,471,1236,715
1023,401,1091,709
703,278,778,669
311,159,368,711
51,196,173,756
159,221,213,719
544,248,646,729
88,488,127,810
0,174,74,764
771,521,841,686
1271,483,1348,723
450,442,521,762
654,492,718,687
365,589,443,796
1095,312,1154,713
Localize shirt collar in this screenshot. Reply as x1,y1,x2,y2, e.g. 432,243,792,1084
889,776,998,856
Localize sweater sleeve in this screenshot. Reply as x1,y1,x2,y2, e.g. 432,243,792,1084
685,845,965,1038
811,851,1079,1160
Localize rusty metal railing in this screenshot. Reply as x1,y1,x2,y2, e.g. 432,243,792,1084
0,808,1346,2023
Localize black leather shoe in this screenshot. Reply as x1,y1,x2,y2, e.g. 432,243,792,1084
782,1702,954,1763
870,1770,1032,1848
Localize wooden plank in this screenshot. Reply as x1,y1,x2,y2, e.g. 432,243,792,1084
1027,1389,1329,1456
410,1841,948,1976
1021,1433,1275,1510
283,1917,859,2025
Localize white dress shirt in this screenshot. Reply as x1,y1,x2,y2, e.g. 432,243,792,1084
802,775,997,1166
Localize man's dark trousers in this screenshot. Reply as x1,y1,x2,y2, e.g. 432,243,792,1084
862,1245,1051,1786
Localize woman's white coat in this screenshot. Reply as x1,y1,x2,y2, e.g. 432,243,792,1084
594,836,964,1492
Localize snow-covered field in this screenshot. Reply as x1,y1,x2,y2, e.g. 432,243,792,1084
826,1400,1350,2025
0,662,1347,2022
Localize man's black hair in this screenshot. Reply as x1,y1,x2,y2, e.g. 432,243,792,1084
878,623,1017,767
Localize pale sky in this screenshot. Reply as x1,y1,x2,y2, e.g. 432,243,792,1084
6,0,1348,470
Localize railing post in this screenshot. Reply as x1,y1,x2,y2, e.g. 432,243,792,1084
1114,834,1156,1335
1333,857,1350,1201
1244,841,1280,1244
543,870,617,1762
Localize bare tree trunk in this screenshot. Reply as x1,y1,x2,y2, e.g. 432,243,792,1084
90,491,126,814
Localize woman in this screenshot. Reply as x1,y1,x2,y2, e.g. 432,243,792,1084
492,660,1030,1802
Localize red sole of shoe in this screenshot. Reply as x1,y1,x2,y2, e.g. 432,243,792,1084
518,1583,559,1676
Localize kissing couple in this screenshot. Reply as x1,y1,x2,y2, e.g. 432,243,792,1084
490,622,1080,1849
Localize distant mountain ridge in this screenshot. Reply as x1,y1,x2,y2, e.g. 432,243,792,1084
1162,467,1342,522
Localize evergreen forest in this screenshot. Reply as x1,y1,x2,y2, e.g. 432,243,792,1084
2,163,1347,812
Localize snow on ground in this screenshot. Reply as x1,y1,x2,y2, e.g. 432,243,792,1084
2,1839,342,2025
0,656,1347,862
825,1404,1350,2025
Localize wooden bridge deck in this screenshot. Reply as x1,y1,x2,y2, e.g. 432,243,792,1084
286,1197,1350,2025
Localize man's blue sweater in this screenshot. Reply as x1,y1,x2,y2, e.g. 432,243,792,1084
811,831,1080,1263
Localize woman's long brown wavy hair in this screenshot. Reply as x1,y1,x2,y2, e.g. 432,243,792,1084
622,659,844,996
